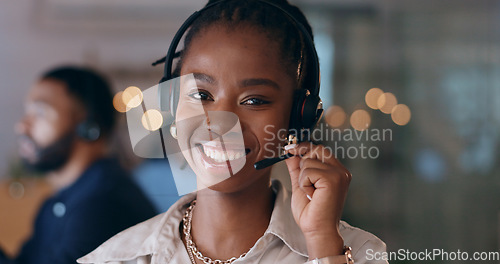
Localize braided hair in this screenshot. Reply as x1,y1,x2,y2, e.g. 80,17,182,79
175,0,316,90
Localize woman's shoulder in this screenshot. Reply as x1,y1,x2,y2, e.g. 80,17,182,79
77,193,195,264
77,213,165,263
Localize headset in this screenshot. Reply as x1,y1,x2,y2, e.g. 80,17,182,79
75,73,102,142
77,118,101,142
155,0,324,168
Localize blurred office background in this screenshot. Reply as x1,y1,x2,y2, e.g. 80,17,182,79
1,0,499,262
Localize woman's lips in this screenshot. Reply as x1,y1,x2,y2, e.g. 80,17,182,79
201,145,245,163
196,142,249,165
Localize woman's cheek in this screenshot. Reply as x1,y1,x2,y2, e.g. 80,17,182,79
176,101,207,122
256,116,288,158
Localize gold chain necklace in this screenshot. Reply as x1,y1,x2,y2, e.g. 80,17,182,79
182,200,248,264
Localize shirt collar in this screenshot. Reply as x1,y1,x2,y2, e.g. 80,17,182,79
266,180,309,258
78,180,308,263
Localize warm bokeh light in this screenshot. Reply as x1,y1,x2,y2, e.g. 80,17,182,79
365,88,384,109
141,109,163,131
350,109,371,131
325,105,346,127
391,104,411,126
112,91,128,113
122,86,143,109
377,92,398,114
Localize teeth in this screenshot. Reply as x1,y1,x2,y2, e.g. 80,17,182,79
202,145,245,162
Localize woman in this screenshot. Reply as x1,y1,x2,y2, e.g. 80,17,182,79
78,0,387,263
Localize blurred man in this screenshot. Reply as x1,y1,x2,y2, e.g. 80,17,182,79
0,66,157,264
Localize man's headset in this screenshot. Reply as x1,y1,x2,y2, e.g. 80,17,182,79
155,0,323,169
75,74,101,142
77,114,100,141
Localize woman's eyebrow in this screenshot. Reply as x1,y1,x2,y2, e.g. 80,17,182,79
193,73,215,84
192,73,280,91
240,78,280,90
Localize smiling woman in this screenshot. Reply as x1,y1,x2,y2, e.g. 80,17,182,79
175,23,295,194
78,1,387,264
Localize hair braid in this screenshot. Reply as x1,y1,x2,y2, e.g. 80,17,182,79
174,0,317,90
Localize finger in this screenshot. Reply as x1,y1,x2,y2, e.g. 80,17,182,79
302,154,351,185
287,142,351,192
297,167,323,199
298,166,351,210
300,166,352,193
299,157,331,171
285,155,302,193
285,142,312,192
298,158,350,199
301,144,348,170
285,142,313,157
295,158,340,201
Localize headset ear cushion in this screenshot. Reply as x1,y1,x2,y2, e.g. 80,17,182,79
77,121,101,141
302,95,321,129
289,89,307,132
289,89,322,131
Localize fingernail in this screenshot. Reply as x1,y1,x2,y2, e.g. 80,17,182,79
284,144,298,151
306,194,312,201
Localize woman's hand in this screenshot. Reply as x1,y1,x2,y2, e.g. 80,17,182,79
285,142,352,259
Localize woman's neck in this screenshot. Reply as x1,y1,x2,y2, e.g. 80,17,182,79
190,175,275,261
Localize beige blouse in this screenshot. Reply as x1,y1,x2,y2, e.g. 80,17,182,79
78,180,388,264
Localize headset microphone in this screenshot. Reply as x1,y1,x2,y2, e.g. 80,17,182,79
254,130,302,170
254,153,294,170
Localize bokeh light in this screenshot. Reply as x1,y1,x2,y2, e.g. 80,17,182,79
365,88,384,109
112,91,127,113
350,109,371,131
122,86,143,109
325,105,346,127
391,104,411,126
377,92,398,114
141,109,163,131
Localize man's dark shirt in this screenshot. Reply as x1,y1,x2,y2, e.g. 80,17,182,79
1,158,157,264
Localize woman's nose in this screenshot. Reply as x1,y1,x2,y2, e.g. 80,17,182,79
209,97,236,113
202,111,242,141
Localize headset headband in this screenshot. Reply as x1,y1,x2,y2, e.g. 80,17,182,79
161,0,321,97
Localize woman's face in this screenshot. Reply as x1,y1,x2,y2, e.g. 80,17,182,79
176,24,296,192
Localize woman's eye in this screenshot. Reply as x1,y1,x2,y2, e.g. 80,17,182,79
242,98,270,106
189,91,212,101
